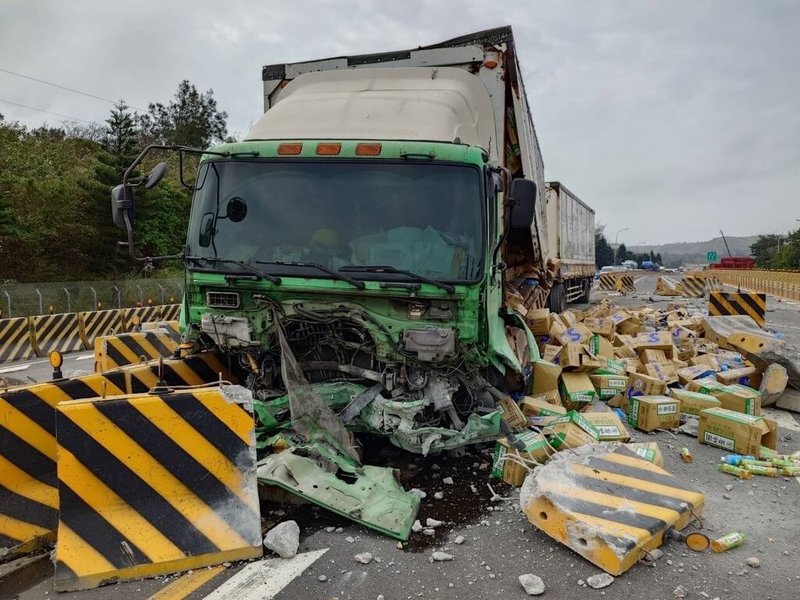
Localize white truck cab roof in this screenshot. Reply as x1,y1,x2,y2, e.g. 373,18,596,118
246,67,497,161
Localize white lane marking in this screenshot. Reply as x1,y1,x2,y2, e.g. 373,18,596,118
203,548,329,600
634,277,644,284
0,364,31,374
74,353,94,361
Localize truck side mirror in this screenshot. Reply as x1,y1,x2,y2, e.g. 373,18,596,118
143,162,168,189
508,178,536,230
111,184,136,230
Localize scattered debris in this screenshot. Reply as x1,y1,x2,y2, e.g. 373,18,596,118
354,552,374,564
674,584,688,598
426,518,443,528
431,551,454,562
442,477,454,485
746,556,761,568
519,573,546,596
587,573,615,589
453,535,466,545
263,520,300,559
318,574,327,582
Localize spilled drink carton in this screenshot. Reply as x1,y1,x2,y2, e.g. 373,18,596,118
668,388,721,423
491,430,553,486
546,411,600,450
590,372,629,400
697,407,777,458
624,442,664,467
559,372,598,408
522,395,566,417
626,372,668,399
582,411,631,442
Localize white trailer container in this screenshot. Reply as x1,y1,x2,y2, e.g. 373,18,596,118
544,181,596,307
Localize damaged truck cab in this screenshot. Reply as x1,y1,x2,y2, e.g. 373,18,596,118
116,28,548,455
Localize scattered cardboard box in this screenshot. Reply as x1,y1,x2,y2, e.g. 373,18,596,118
542,344,561,363
590,372,629,400
559,372,598,408
626,372,668,399
624,442,664,467
532,360,562,395
640,349,669,364
644,362,679,384
686,378,761,416
677,365,717,385
522,395,567,417
582,411,631,442
669,388,721,423
588,334,615,359
526,308,551,335
716,366,762,389
632,331,674,354
555,343,585,370
491,431,553,486
584,317,615,337
546,411,600,449
697,407,777,458
556,324,593,347
627,395,680,432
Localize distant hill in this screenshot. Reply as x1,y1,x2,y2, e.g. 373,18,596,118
629,236,758,267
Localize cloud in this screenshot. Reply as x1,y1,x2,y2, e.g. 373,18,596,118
0,0,797,243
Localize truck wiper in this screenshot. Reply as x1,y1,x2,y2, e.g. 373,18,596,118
185,256,282,284
339,265,455,294
254,260,365,290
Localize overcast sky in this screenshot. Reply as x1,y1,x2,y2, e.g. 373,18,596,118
1,0,797,245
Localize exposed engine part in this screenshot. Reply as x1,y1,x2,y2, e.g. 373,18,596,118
402,327,456,362
201,314,256,347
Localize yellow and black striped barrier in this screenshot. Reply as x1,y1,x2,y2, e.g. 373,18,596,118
709,291,766,328
0,317,36,364
0,352,237,560
522,446,705,575
29,312,85,357
94,323,181,372
53,386,261,591
122,306,164,332
680,276,706,298
0,371,129,558
616,274,636,293
654,277,682,296
78,309,123,350
159,303,182,322
598,273,617,291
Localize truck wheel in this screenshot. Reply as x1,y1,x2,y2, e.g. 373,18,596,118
579,278,592,304
547,282,566,313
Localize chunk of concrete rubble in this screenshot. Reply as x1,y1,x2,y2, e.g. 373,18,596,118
354,552,374,564
409,488,427,499
673,584,687,598
431,551,453,562
434,491,444,500
518,573,545,596
263,520,300,558
426,518,443,528
453,535,466,545
423,528,435,536
586,573,614,589
442,477,454,485
746,557,761,568
412,520,423,533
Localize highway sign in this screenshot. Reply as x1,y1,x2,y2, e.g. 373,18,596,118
707,251,718,262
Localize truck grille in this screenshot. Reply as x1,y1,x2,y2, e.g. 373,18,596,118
206,291,240,309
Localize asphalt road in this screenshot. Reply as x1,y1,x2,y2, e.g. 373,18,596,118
7,274,800,600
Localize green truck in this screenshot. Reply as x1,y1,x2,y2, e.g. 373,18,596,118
112,27,575,457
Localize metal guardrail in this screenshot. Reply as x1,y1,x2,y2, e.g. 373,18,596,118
694,269,800,302
0,279,182,318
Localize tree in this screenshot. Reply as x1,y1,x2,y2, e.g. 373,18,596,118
594,230,614,268
139,80,228,148
616,242,629,263
750,234,784,268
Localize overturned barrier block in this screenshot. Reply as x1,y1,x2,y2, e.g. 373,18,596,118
616,274,636,293
94,323,181,372
520,445,705,575
654,277,682,297
53,385,261,591
709,291,766,328
0,317,36,364
680,276,706,298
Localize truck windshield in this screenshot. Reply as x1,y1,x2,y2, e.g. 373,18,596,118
186,160,484,282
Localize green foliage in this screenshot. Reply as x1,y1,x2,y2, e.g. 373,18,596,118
0,81,223,281
139,80,228,148
595,231,614,268
750,234,788,268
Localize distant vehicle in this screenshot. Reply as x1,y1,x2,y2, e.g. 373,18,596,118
709,256,755,270
600,265,618,273
621,260,638,270
640,260,658,271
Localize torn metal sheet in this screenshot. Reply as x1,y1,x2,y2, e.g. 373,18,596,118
257,449,419,540
520,445,705,575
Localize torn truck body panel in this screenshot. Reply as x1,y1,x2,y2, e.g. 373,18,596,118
520,445,706,575
257,449,420,540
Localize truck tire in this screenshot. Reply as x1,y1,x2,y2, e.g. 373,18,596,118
578,278,592,304
547,282,566,314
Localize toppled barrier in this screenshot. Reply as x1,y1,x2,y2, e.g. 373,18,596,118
93,322,181,371
680,276,706,298
520,445,706,575
708,291,766,328
654,276,682,297
53,385,261,591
